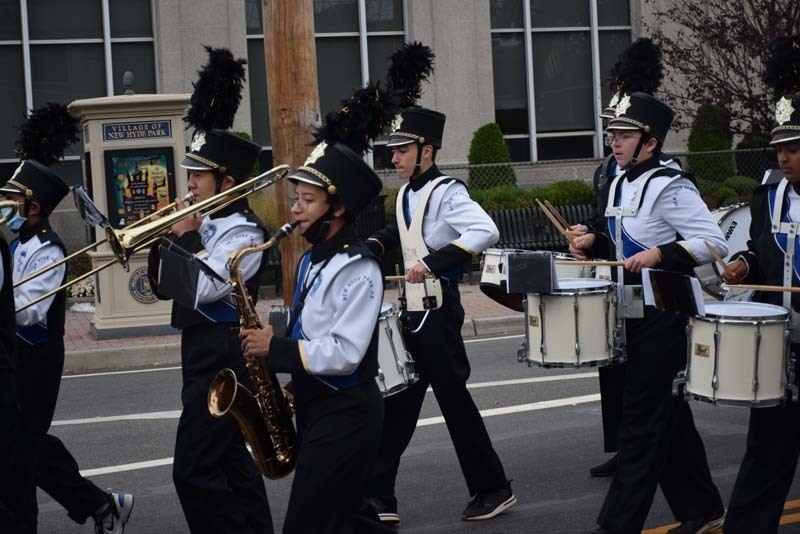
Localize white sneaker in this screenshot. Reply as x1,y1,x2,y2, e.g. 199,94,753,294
94,493,134,534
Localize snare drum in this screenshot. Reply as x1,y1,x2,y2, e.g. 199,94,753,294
525,279,620,368
376,304,418,397
684,301,789,407
480,249,592,312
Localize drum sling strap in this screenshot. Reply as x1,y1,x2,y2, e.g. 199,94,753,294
770,178,800,342
396,177,448,313
604,166,669,320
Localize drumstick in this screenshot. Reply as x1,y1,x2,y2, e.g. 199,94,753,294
544,200,571,228
704,241,730,275
555,260,625,267
385,275,435,281
723,283,800,293
535,198,576,246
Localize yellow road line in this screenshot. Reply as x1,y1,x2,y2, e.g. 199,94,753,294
643,500,800,533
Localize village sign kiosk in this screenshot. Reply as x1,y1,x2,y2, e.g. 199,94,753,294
69,94,190,339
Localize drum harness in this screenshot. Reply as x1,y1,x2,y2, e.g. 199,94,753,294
769,178,799,398
395,177,449,334
605,166,679,355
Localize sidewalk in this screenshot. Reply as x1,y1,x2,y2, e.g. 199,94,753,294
63,282,523,373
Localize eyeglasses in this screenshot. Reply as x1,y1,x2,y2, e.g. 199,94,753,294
288,196,318,211
605,132,641,146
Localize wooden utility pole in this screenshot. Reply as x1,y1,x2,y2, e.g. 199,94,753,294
262,0,320,302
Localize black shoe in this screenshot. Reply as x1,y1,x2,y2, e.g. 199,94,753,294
365,497,400,526
666,510,725,534
589,454,618,477
461,487,517,521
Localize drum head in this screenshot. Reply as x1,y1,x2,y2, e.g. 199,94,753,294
479,283,524,312
704,301,788,320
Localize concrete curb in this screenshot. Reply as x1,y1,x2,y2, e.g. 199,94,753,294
64,315,526,374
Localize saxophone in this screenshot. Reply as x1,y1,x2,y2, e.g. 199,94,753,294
207,221,298,479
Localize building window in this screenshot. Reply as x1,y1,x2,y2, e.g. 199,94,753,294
0,0,157,184
245,0,405,168
490,0,631,161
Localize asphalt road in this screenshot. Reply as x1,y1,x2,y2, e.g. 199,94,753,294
36,335,800,533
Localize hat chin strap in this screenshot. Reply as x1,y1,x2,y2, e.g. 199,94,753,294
411,142,424,179
624,135,647,170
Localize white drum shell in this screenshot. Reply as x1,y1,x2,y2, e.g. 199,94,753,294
686,302,788,406
375,306,417,397
525,279,617,368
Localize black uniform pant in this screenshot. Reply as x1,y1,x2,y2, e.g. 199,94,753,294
724,349,800,534
598,309,723,533
173,325,273,534
599,363,625,453
284,374,384,534
14,340,108,533
0,368,20,531
366,285,509,507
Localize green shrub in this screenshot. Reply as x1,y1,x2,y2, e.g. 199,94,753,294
687,104,734,182
711,186,739,209
544,180,594,206
467,123,516,189
695,178,718,199
382,188,399,223
474,185,534,211
722,175,760,199
735,133,775,181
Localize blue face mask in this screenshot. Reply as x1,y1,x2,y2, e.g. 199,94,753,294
3,209,26,233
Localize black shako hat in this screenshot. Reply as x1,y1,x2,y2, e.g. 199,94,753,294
606,92,674,144
764,36,800,145
289,143,382,217
0,159,69,214
771,95,800,145
180,129,260,181
386,107,446,148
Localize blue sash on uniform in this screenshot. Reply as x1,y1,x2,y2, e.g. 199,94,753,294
290,253,360,390
196,299,239,323
769,187,800,279
607,187,649,259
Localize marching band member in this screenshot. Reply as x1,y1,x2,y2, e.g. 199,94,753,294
363,107,515,524
572,38,682,479
240,141,390,534
721,34,800,534
4,104,133,534
572,93,727,534
147,129,273,534
0,212,19,528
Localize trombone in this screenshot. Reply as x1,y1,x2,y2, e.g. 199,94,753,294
15,164,290,313
14,192,195,289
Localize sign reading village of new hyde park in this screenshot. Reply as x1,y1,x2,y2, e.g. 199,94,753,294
102,120,172,142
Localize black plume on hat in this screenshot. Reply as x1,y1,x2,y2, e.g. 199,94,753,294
387,42,435,109
183,45,247,133
312,83,400,156
607,38,663,95
15,102,79,166
763,35,800,99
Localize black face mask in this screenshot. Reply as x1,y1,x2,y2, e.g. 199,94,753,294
302,209,334,245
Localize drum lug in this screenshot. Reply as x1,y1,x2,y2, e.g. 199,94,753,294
711,326,721,400
672,371,687,398
752,328,761,399
539,300,547,358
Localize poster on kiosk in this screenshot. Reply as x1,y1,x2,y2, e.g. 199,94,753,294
69,94,190,339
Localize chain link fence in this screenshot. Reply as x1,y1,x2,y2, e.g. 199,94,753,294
375,147,777,214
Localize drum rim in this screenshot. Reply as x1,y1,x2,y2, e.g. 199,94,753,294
550,278,614,294
699,301,789,323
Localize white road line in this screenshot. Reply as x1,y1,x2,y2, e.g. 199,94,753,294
51,410,182,426
53,373,597,426
64,366,181,379
63,335,525,380
77,392,600,478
